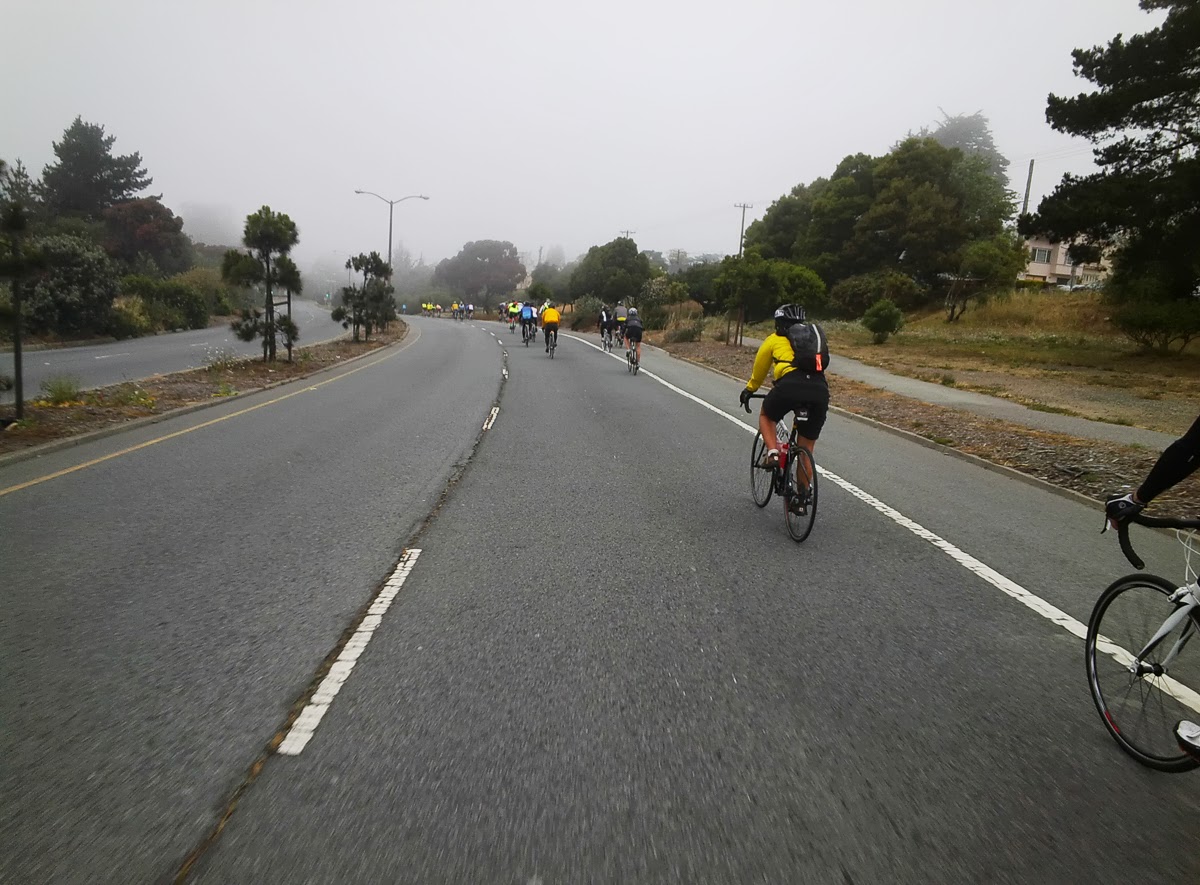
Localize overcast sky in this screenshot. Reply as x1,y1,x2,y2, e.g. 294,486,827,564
1,0,1162,274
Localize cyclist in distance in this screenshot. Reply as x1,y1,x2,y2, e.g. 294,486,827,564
541,302,561,352
598,304,615,342
615,302,628,346
625,307,644,364
1102,414,1200,758
738,303,830,491
519,301,536,341
507,300,521,329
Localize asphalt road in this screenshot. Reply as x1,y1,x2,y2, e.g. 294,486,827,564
0,299,338,402
4,317,1198,884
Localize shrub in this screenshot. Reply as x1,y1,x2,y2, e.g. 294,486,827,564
108,296,154,339
570,295,603,330
830,272,923,318
120,275,209,330
1110,297,1200,352
25,235,119,336
40,374,82,404
171,268,241,317
861,297,905,344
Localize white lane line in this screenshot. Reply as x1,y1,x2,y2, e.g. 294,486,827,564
277,548,423,756
563,333,1200,714
483,406,499,431
189,342,211,348
502,368,509,380
94,353,132,360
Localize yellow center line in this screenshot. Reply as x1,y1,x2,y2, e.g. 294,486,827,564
0,326,421,498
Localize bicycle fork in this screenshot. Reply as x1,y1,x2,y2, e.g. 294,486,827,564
1131,585,1200,676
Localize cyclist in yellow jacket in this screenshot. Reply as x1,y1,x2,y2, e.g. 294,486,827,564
739,304,830,510
541,303,561,352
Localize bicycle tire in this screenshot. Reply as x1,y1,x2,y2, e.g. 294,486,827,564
784,443,817,542
750,431,773,507
1085,572,1200,771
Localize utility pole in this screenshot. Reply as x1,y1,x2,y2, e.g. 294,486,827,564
1020,160,1035,217
733,203,753,346
619,230,636,239
734,203,753,257
537,245,543,267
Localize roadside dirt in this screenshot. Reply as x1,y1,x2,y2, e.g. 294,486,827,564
656,339,1199,516
832,343,1198,436
0,323,406,457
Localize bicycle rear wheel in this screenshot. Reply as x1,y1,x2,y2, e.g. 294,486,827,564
750,431,774,507
1085,573,1200,771
784,444,817,542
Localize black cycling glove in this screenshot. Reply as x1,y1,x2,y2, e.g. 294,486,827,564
1104,492,1144,530
739,388,753,407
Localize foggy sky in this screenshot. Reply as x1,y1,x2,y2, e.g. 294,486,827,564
2,0,1161,271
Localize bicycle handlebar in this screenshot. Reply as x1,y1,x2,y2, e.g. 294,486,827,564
742,392,766,414
1115,513,1200,571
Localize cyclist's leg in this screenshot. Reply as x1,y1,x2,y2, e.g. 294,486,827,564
791,399,828,490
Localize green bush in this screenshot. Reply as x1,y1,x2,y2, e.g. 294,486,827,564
25,235,119,336
1110,297,1200,352
121,275,209,330
570,295,603,330
108,296,154,339
171,268,241,317
861,297,905,344
830,271,923,318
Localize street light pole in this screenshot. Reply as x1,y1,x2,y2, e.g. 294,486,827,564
353,190,430,276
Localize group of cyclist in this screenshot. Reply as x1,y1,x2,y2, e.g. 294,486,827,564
597,303,644,364
420,302,474,319
499,299,560,352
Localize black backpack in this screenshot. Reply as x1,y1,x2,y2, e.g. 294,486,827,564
786,322,830,373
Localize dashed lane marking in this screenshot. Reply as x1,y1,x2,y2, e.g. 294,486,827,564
483,406,499,431
278,549,423,755
562,333,1200,714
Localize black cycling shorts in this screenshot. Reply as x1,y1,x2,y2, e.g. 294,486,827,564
625,327,642,343
762,371,829,440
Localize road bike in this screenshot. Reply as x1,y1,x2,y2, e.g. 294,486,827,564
547,328,557,359
522,322,534,347
1086,513,1200,770
745,393,817,542
626,341,640,375
602,328,614,352
509,318,517,333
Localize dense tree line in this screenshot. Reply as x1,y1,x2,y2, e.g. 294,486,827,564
1,117,249,345
1021,0,1200,351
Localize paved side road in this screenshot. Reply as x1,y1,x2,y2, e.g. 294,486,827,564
0,299,338,401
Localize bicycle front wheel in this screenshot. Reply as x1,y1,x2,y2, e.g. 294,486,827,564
750,431,773,508
1085,573,1200,771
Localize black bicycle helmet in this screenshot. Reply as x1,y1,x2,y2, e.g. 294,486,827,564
773,303,806,333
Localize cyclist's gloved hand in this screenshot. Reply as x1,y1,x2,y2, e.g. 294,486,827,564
1104,492,1144,531
739,388,753,408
